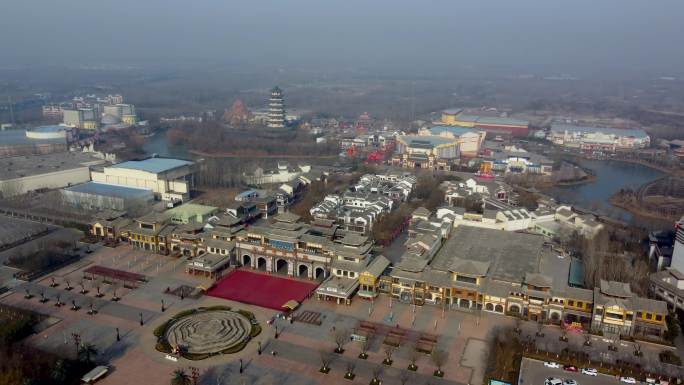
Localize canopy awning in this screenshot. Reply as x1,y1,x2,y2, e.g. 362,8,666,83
282,300,299,310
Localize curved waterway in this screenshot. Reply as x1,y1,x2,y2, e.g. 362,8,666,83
544,159,667,227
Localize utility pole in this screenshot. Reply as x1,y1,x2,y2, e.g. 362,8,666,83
7,96,15,126
71,333,81,359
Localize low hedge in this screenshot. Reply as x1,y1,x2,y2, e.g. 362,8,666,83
250,324,262,338
237,309,256,320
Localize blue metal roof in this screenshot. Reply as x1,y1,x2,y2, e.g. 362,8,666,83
399,135,456,147
65,182,152,199
568,257,585,288
235,189,257,199
428,125,479,136
111,158,193,173
551,123,649,139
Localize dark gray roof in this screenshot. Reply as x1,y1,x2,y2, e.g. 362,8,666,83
599,280,633,298
450,259,490,277
431,226,544,283
525,273,553,288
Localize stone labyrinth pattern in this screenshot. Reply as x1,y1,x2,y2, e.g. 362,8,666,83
165,310,250,354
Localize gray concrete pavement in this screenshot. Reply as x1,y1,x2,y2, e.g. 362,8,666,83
519,358,632,385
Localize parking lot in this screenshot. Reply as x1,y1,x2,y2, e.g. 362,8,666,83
519,358,635,385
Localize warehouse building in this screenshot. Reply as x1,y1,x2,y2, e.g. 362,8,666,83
90,157,195,202
0,152,106,198
61,181,154,211
439,109,530,137
548,124,650,152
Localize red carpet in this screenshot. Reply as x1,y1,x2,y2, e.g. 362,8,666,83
207,270,319,310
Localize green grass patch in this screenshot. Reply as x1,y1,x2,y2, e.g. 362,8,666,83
250,324,262,338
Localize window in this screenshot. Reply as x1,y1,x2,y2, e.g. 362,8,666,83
567,300,575,307
336,269,342,275
595,308,603,316
576,301,583,308
637,312,643,318
605,312,623,320
456,275,477,285
655,314,663,322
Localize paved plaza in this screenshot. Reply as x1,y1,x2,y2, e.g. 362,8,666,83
1,243,682,385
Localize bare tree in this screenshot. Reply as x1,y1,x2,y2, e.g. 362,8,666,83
383,345,395,365
318,349,333,373
431,349,448,376
399,371,412,385
370,365,383,385
407,342,420,370
359,333,373,359
0,179,25,199
344,361,356,379
331,327,351,353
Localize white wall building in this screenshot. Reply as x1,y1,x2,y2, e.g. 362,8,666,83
90,157,195,202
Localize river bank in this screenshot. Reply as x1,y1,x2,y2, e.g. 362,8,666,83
543,159,667,227
607,176,684,221
574,153,683,178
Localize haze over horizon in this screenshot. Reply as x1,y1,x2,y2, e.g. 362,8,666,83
2,0,684,78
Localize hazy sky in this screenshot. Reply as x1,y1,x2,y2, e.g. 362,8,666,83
3,0,683,77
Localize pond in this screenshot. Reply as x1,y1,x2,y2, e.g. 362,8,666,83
544,159,666,227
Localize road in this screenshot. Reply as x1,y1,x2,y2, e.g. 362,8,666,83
519,357,630,385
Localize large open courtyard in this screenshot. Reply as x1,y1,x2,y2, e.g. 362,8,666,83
1,243,681,385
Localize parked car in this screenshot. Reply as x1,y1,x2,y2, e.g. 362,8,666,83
581,368,598,376
619,377,636,384
563,380,577,385
544,378,563,385
544,361,561,369
563,365,578,372
645,379,657,384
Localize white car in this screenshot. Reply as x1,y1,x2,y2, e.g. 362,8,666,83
544,378,563,385
544,361,561,369
620,377,636,384
645,379,657,384
563,380,577,385
581,368,598,376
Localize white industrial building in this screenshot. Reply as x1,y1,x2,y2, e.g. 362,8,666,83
548,123,650,152
90,157,195,202
61,181,154,211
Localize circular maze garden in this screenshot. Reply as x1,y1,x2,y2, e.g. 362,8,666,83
154,306,261,360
